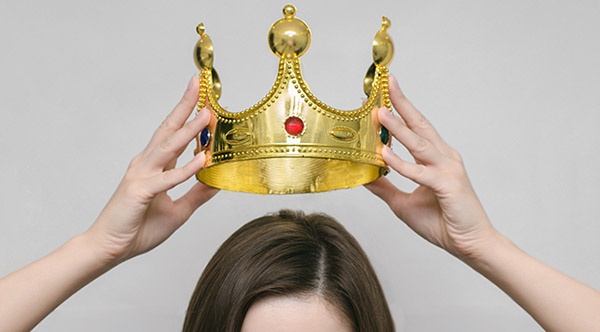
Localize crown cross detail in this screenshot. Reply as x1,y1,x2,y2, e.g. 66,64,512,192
193,4,394,194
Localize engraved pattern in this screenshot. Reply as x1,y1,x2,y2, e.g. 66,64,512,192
329,127,358,142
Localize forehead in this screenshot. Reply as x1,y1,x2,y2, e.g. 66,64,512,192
241,295,353,332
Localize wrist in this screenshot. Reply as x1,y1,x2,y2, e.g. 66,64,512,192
459,230,516,273
73,231,124,271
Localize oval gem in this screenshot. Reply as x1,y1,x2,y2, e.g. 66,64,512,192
200,128,211,147
379,126,390,145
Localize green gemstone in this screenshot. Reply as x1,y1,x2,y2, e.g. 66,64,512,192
379,126,390,144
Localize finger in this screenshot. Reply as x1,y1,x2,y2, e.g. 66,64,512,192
378,108,443,165
388,75,446,148
148,76,200,147
173,182,220,223
146,107,210,169
164,159,177,172
365,176,409,217
382,145,438,189
144,151,207,195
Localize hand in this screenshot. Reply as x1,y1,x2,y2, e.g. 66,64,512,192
366,75,497,260
86,76,219,264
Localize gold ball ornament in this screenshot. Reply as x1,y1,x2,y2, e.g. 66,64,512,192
282,4,295,18
268,4,311,57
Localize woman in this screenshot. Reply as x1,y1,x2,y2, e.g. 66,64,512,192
0,75,599,331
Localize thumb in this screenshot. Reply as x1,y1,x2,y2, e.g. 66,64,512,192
365,176,409,219
173,182,220,223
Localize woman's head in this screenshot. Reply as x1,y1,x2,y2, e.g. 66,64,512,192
183,210,394,331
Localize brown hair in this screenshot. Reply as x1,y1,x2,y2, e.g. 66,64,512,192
183,210,394,331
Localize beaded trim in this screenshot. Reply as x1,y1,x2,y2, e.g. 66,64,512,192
196,55,390,123
208,143,384,165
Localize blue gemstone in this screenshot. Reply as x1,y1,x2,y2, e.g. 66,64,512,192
200,128,211,147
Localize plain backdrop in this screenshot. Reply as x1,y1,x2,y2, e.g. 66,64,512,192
1,0,599,331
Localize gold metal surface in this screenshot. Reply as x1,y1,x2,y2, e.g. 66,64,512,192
193,5,394,194
373,17,394,67
363,63,376,96
210,68,221,100
193,24,214,69
268,4,311,57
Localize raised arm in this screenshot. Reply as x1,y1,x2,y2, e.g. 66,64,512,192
0,76,218,332
366,75,600,332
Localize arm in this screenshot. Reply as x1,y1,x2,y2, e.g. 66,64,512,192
470,232,600,332
366,75,600,332
0,76,218,332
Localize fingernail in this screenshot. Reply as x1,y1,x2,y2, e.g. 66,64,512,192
193,151,205,161
195,107,208,119
390,74,400,88
187,75,197,91
381,107,393,119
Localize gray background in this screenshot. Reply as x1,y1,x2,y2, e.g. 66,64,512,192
1,0,599,331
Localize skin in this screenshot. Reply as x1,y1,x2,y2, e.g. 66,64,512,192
366,75,496,261
86,76,219,265
0,75,599,331
366,75,600,331
241,295,353,332
0,76,218,332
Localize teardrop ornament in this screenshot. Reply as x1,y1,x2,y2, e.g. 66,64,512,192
372,17,394,67
211,68,222,100
363,63,376,96
194,23,214,70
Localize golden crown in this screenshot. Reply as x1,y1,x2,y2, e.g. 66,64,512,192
193,4,394,194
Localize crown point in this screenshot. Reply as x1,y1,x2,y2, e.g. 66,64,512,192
283,4,296,19
382,17,391,30
196,23,205,35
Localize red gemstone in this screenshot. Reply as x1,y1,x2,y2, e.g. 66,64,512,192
284,116,304,136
